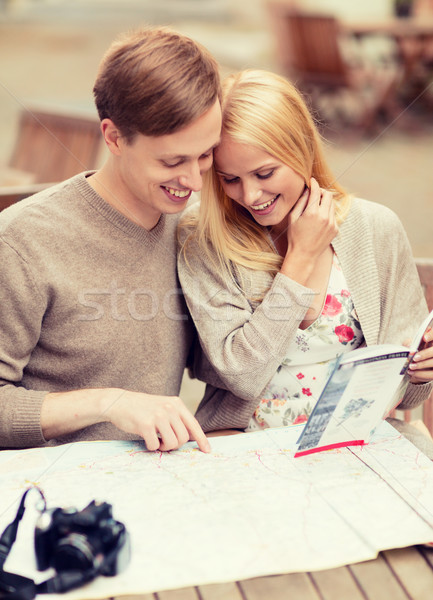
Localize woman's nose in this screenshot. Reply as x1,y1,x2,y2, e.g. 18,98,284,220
242,181,262,205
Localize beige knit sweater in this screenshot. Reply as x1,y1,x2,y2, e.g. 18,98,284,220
0,173,194,448
178,198,432,432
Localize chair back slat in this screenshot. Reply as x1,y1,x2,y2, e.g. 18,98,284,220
8,107,102,184
285,13,349,87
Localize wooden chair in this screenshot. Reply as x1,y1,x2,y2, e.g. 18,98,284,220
0,182,56,212
417,258,433,310
265,5,402,131
415,258,433,435
3,106,102,185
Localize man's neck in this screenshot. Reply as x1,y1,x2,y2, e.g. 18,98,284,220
87,167,161,230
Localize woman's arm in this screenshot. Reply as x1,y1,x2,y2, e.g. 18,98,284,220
178,242,314,401
178,183,337,401
372,205,433,409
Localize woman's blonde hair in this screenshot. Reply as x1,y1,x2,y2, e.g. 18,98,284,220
182,69,350,280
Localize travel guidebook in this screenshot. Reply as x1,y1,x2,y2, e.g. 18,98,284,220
295,309,433,457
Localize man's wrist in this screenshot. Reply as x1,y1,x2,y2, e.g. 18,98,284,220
96,388,123,423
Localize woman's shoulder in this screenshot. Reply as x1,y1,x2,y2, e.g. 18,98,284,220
177,199,220,271
345,197,404,234
177,198,200,244
338,197,410,266
349,196,398,217
181,197,200,222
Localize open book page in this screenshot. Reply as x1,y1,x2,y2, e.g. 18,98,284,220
295,308,433,457
295,351,409,456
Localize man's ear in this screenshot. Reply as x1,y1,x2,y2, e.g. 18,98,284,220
100,118,122,155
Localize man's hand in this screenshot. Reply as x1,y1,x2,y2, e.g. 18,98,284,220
103,390,210,452
42,388,210,453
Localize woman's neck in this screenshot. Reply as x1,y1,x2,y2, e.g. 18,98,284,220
269,217,289,257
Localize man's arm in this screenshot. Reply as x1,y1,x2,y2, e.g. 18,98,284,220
41,389,210,452
0,224,208,451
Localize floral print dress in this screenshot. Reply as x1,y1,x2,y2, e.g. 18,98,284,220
246,253,364,431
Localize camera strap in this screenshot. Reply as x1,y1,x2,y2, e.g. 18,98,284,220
0,488,42,570
0,488,99,599
0,488,44,600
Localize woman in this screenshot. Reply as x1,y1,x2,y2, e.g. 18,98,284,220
178,69,433,442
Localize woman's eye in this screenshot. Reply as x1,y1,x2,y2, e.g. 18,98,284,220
257,170,274,180
221,176,239,184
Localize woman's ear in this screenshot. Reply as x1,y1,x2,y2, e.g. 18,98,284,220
100,118,122,155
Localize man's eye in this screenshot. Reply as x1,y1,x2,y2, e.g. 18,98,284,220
163,160,184,168
257,170,274,180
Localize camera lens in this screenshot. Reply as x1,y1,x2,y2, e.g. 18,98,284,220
52,533,102,571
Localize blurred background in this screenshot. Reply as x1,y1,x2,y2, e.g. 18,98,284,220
0,0,432,407
1,0,432,253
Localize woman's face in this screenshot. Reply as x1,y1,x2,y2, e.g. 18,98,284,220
214,133,305,232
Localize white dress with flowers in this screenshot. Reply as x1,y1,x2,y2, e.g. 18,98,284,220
246,253,364,431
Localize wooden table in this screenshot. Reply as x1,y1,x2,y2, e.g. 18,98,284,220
343,16,433,38
111,545,433,600
103,428,433,600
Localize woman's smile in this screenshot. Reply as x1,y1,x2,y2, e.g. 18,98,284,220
250,194,280,215
214,134,305,228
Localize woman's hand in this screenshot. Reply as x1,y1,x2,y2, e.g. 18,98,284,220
408,327,433,383
287,177,337,259
280,177,338,285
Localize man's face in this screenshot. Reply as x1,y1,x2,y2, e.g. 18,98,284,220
113,100,222,229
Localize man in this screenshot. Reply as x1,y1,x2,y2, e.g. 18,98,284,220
0,27,222,452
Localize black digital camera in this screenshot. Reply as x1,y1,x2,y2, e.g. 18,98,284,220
34,499,130,576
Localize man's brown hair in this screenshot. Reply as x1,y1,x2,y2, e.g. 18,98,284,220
93,27,221,141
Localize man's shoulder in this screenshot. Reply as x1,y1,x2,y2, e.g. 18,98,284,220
0,176,81,230
0,175,89,259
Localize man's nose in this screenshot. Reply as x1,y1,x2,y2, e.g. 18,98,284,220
178,161,202,192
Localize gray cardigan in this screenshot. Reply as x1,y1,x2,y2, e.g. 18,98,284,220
178,197,432,431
